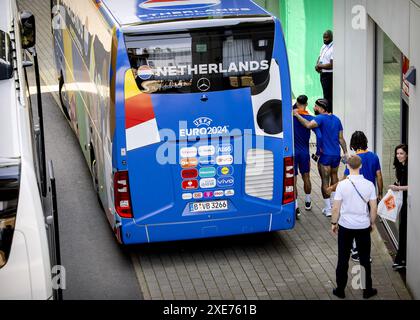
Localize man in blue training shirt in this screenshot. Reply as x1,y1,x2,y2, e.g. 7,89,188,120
329,131,383,261
293,99,348,217
293,95,322,219
342,131,383,197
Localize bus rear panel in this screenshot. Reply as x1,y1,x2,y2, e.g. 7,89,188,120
52,0,295,245
115,20,294,244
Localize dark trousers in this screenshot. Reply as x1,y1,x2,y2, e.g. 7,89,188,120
336,225,373,291
395,200,408,263
320,72,333,112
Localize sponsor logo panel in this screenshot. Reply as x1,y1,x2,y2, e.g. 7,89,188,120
193,192,203,199
182,180,198,190
216,155,233,166
225,189,235,197
199,167,216,178
200,178,217,189
182,193,193,200
204,191,214,199
214,190,224,198
199,156,216,166
181,168,198,179
180,147,198,158
217,176,235,188
181,157,198,168
198,145,215,157
217,144,233,154
217,165,234,176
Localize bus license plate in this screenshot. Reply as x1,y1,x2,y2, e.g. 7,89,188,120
189,200,228,213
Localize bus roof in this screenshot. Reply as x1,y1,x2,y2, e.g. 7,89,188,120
100,0,272,26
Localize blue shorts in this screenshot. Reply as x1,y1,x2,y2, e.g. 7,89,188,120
319,155,341,168
294,153,311,175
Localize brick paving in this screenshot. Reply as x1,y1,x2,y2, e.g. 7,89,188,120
18,0,412,300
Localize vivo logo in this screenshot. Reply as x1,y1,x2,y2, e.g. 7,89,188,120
217,177,234,188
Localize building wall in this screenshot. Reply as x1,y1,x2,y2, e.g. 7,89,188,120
333,0,376,148
406,0,420,300
280,0,333,108
334,0,420,299
255,0,333,110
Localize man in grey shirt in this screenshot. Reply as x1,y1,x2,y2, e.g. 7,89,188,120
330,155,378,299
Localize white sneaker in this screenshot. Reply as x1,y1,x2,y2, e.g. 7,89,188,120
322,208,332,217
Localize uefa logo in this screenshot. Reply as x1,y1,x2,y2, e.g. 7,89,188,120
193,117,213,127
139,0,221,11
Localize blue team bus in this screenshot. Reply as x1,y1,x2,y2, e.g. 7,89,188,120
51,0,295,244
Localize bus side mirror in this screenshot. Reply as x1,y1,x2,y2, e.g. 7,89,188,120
19,11,36,49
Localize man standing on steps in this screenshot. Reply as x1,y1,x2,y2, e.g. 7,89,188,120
330,155,378,299
293,95,322,219
293,98,348,217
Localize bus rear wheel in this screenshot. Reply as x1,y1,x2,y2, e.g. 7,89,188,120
90,153,105,211
58,74,71,121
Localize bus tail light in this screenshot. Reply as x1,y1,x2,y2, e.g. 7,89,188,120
282,157,295,205
0,161,20,269
114,171,133,218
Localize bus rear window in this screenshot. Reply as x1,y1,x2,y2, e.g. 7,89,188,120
125,22,274,94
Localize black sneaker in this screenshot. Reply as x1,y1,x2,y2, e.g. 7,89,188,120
296,208,301,220
305,201,312,210
363,288,378,299
351,252,360,262
333,288,345,299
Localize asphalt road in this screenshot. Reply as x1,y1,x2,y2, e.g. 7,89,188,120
29,75,142,300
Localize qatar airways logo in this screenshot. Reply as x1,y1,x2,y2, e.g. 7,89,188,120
140,0,221,11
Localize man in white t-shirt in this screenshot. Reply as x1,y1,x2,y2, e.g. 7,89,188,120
315,30,334,112
330,155,378,299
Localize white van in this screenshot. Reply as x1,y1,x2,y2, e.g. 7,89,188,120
0,0,57,300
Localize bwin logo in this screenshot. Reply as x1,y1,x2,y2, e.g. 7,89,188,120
140,0,221,11
193,117,213,127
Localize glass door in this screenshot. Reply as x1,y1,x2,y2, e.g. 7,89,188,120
376,28,409,246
